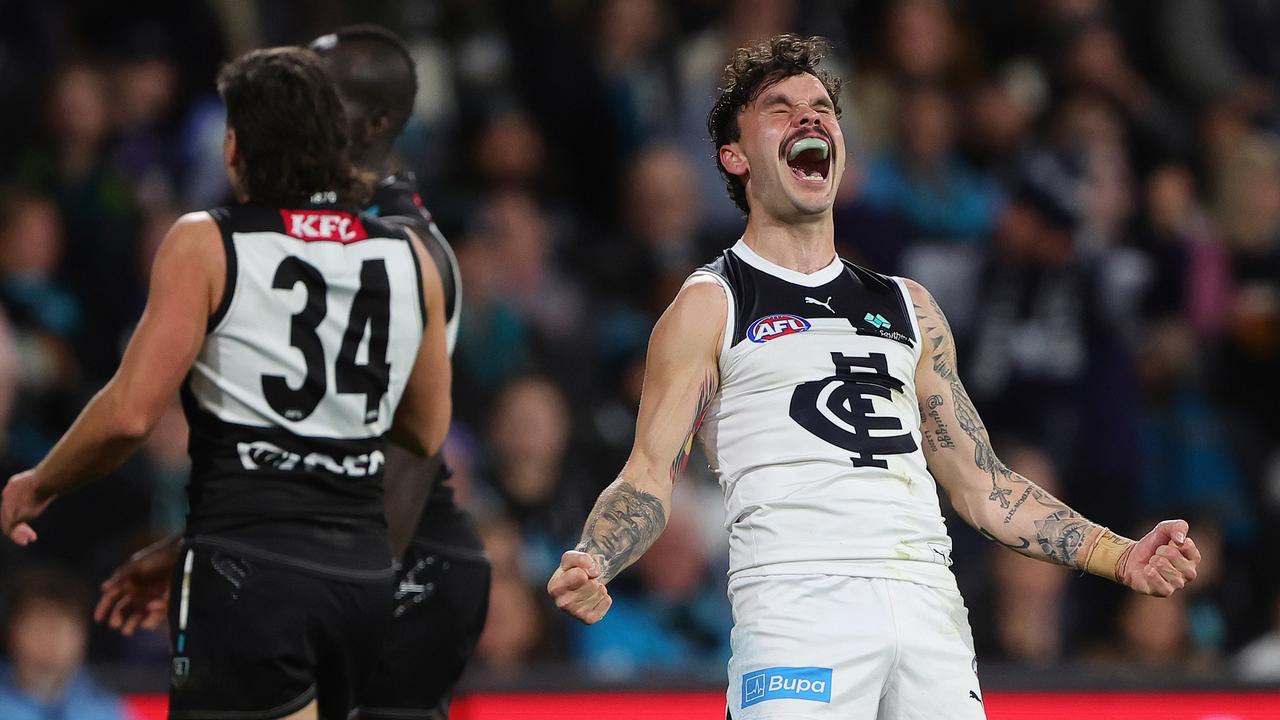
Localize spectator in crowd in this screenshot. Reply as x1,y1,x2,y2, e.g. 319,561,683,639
590,144,709,314
849,0,973,157
17,64,142,384
472,516,553,673
1161,0,1280,121
0,567,125,720
592,0,678,155
861,83,1004,244
1136,322,1253,545
483,375,589,582
0,190,81,468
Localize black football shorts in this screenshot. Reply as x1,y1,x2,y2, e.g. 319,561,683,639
167,544,393,720
356,542,491,719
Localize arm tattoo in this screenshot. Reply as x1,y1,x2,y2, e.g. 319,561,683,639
915,294,1099,568
916,297,1013,508
982,470,1099,566
670,370,718,482
575,480,667,582
574,370,717,583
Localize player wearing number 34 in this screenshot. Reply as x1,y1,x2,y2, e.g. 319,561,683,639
0,47,450,719
546,34,1202,720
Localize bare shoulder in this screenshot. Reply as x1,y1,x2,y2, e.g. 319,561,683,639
148,212,225,317
901,277,933,315
676,274,729,307
901,277,950,330
156,212,222,266
649,276,727,362
174,210,216,230
402,227,442,292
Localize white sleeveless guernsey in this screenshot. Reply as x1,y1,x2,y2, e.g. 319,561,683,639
694,240,957,590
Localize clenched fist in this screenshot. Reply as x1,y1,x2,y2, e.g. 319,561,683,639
1121,519,1202,597
547,550,613,624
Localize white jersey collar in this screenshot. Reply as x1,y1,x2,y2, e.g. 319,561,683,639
731,239,844,288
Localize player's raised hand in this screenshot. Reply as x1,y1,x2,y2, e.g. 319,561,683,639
1,470,53,546
1120,519,1201,597
547,550,612,624
95,536,181,636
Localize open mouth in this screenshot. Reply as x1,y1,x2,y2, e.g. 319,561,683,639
785,136,831,184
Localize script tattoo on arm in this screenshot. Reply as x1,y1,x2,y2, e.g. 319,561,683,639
576,481,667,583
914,293,1100,568
916,295,1013,507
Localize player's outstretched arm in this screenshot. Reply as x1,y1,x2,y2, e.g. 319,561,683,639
547,278,724,624
1,214,223,545
387,228,451,459
905,279,1201,597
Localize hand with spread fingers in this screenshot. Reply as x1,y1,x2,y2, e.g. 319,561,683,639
546,550,613,625
94,534,182,636
1118,519,1202,597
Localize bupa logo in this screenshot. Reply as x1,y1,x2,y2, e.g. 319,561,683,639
279,210,368,243
748,314,811,343
742,666,833,708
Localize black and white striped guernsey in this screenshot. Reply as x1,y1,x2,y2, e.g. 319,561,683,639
182,197,425,580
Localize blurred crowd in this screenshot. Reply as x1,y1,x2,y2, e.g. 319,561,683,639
2,0,1280,709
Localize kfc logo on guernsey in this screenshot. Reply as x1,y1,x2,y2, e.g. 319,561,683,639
279,209,368,243
748,314,812,343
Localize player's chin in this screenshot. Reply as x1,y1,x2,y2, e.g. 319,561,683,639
783,179,836,214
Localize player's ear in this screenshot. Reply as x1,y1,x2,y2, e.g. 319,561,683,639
719,143,748,178
367,110,393,141
223,129,248,201
223,127,237,166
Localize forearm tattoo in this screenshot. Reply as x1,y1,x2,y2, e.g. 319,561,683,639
575,480,667,582
915,294,1099,568
575,371,716,583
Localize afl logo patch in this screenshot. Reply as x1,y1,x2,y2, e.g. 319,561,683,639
748,314,811,343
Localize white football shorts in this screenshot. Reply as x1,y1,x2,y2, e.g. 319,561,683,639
726,574,986,719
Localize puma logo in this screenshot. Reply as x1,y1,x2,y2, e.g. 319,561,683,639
969,690,983,704
804,296,834,313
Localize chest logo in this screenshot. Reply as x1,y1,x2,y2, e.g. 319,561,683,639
805,296,835,313
788,352,919,469
748,314,811,343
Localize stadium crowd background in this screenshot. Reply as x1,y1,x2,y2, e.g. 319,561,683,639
1,0,1280,711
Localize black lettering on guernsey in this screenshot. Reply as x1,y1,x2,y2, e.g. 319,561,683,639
788,352,918,468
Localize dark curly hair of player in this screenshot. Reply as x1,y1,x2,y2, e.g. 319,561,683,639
217,47,371,205
707,34,843,214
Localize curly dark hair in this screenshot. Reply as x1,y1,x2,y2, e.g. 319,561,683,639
707,34,843,214
217,47,371,205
